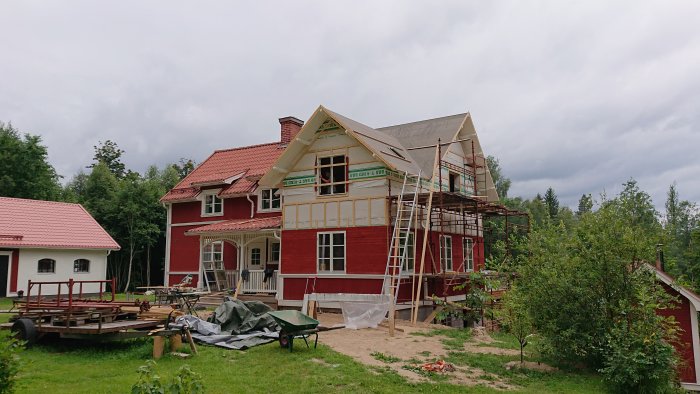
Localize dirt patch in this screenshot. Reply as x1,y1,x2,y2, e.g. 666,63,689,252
505,360,557,373
317,313,514,389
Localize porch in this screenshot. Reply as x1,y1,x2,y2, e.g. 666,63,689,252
185,216,282,295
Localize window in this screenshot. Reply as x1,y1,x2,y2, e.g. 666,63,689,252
38,258,55,273
399,231,415,271
202,193,223,216
463,238,474,271
260,188,281,211
73,259,90,273
270,243,280,262
250,248,261,266
440,235,453,271
317,155,347,195
449,172,459,193
318,232,345,272
202,241,223,270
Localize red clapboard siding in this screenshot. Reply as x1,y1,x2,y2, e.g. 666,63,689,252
658,282,697,383
283,277,384,300
169,225,201,272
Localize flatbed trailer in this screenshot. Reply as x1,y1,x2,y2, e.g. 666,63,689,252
1,278,170,343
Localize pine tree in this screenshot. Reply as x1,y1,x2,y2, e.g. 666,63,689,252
576,194,593,216
544,187,559,220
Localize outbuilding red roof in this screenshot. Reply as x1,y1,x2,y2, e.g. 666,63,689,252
186,216,282,235
161,142,285,203
0,197,120,250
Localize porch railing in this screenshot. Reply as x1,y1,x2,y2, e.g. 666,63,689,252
224,270,277,294
243,270,277,293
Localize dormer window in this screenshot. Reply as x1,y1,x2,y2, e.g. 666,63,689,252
317,155,347,196
202,192,223,216
260,188,281,211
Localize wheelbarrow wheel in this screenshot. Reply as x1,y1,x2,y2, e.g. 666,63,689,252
279,331,290,348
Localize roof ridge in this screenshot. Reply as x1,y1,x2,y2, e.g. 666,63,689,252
0,196,82,207
377,112,468,130
214,141,282,153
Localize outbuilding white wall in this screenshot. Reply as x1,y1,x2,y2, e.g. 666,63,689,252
14,248,110,296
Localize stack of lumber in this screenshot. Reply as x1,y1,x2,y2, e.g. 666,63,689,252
121,305,183,320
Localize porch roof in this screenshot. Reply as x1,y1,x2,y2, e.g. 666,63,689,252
185,216,282,235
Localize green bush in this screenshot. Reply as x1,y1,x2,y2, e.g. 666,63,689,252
0,336,22,394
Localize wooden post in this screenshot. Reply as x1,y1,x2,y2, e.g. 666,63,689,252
412,144,441,325
169,334,183,352
233,276,243,300
184,328,198,355
153,336,165,359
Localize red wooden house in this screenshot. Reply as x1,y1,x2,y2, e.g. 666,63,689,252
650,263,700,390
163,106,522,317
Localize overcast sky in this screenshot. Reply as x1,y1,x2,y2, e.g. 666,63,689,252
1,1,699,209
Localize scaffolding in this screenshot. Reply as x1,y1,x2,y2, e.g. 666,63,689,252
386,138,529,325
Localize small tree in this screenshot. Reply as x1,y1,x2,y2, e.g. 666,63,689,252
497,286,534,363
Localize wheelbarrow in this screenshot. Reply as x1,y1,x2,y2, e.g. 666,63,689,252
267,310,320,352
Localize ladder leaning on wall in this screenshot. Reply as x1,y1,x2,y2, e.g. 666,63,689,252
382,170,422,309
203,262,227,292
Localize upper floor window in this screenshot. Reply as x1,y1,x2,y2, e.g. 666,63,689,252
202,241,223,270
440,235,453,271
74,259,90,273
202,193,223,216
463,238,474,271
260,188,281,211
38,258,55,274
317,155,347,195
318,232,345,272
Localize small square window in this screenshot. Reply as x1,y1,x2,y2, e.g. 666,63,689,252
260,188,281,211
38,258,55,273
73,259,90,273
203,194,223,216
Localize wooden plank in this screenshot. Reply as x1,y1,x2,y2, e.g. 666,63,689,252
35,319,161,334
423,306,444,324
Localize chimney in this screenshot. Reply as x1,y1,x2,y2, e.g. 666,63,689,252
279,116,304,145
656,244,665,272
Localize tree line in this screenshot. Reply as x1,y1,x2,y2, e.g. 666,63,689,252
0,122,195,291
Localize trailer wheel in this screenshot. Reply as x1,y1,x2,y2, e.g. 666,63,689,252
12,318,38,345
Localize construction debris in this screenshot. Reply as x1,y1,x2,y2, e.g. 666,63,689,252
420,360,456,373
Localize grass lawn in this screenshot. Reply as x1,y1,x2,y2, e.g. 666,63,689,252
0,297,605,393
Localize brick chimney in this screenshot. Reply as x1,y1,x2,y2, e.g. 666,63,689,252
279,116,304,145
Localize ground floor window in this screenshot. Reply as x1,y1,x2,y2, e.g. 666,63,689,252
202,241,223,270
318,232,345,272
73,259,90,273
270,242,280,262
400,231,415,271
463,238,474,271
38,258,55,273
250,248,261,266
440,235,453,271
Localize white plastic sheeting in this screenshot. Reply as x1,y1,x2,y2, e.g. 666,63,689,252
340,301,389,329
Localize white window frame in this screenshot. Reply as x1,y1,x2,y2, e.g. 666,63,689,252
202,241,224,271
399,231,415,272
201,191,223,217
463,238,474,272
38,258,56,274
73,259,90,273
250,247,262,267
440,235,453,272
269,242,280,263
316,154,348,196
317,231,346,273
259,188,281,212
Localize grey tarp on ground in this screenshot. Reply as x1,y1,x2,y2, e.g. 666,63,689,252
175,299,280,350
212,298,279,335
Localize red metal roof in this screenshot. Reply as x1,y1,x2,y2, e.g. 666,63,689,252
0,197,121,250
161,142,285,203
186,216,282,235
